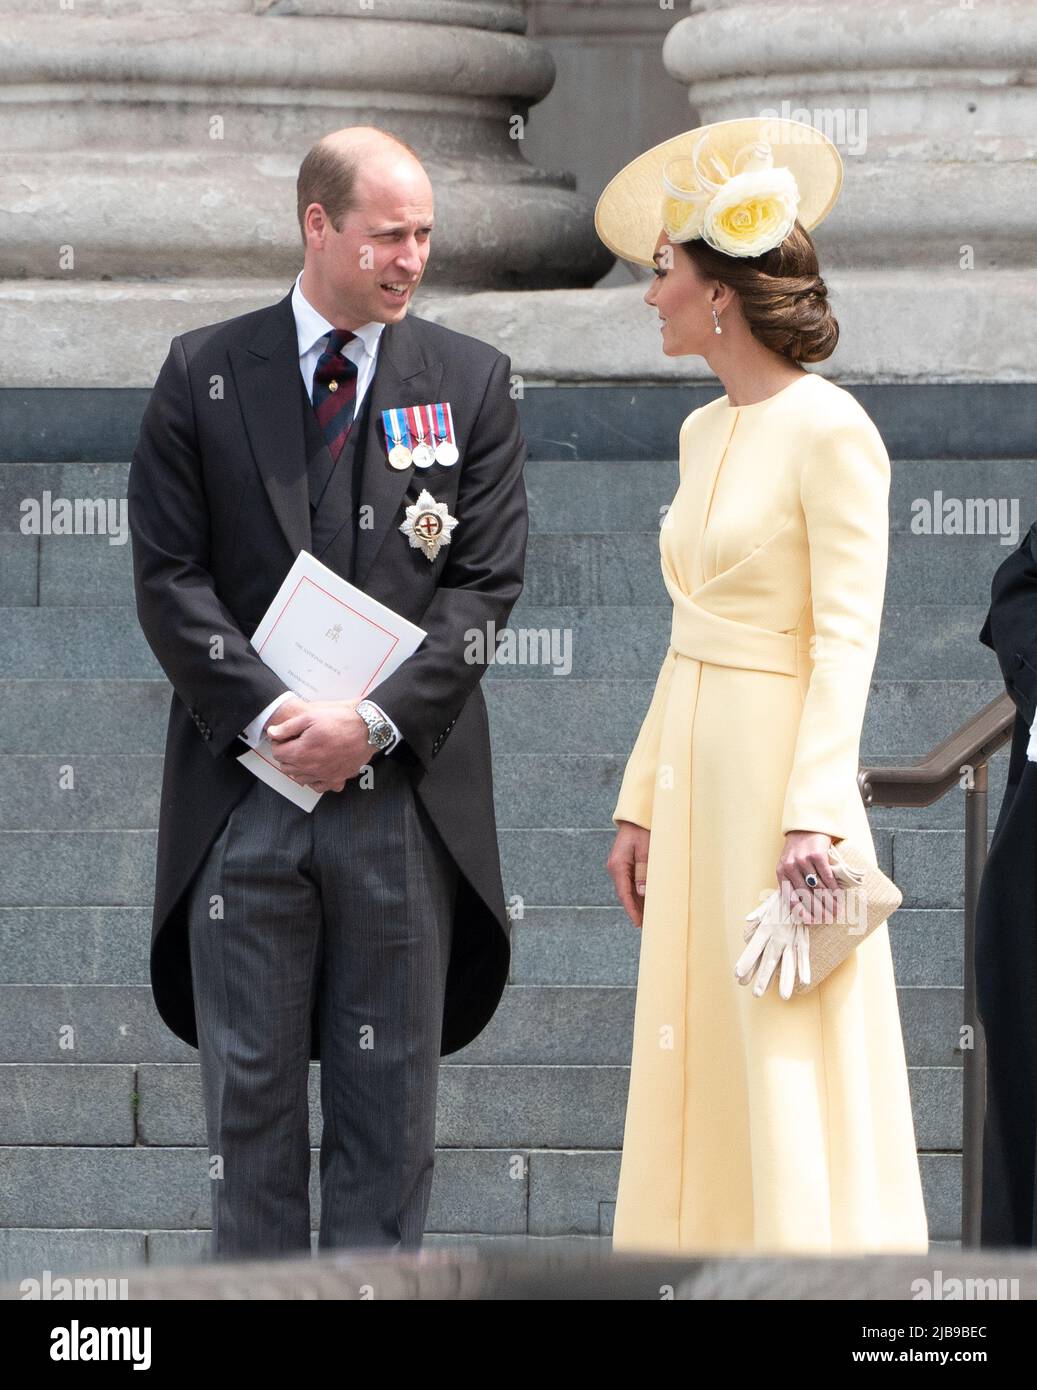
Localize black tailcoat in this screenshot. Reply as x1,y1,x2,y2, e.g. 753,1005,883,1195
127,290,528,1058
976,520,1037,1245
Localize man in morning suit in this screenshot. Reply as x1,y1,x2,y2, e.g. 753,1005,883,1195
127,126,528,1257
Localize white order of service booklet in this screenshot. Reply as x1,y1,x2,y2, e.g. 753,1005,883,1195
236,550,427,812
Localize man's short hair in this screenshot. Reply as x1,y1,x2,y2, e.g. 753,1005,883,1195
296,132,423,246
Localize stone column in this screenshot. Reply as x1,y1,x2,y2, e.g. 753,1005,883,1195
661,0,1037,382
523,1,695,288
0,0,612,384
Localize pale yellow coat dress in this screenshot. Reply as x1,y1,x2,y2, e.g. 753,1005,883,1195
610,370,929,1254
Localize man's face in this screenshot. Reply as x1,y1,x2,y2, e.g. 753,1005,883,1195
309,159,434,327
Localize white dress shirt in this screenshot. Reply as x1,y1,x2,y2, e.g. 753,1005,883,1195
238,270,402,757
1028,711,1037,762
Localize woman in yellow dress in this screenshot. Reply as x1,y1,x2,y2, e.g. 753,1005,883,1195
597,118,930,1254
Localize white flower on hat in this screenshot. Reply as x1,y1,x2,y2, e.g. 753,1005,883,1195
703,165,799,257
661,134,801,258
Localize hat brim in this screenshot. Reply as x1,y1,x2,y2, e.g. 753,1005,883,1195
594,117,844,267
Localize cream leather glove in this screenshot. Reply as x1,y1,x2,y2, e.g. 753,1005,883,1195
735,889,811,1000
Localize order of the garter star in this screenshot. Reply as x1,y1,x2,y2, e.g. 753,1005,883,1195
400,488,459,561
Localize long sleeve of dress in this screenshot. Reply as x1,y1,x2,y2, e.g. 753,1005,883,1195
780,416,891,841
612,645,678,831
612,414,696,833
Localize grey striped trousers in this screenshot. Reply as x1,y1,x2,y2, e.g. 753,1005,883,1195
186,753,458,1259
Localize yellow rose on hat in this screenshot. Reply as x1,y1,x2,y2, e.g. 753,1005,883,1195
703,165,800,258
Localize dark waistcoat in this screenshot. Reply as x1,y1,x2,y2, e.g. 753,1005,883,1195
300,370,374,582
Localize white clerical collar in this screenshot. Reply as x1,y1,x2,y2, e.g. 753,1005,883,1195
291,269,386,360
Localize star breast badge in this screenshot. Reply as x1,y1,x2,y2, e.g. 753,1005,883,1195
399,488,458,561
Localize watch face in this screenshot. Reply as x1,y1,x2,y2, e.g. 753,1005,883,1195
358,703,391,748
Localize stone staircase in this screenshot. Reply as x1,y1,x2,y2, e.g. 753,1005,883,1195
1,384,1033,1278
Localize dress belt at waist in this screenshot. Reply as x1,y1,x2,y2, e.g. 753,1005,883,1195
669,592,799,676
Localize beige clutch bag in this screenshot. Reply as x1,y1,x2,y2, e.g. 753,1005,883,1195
793,839,901,993
736,838,902,999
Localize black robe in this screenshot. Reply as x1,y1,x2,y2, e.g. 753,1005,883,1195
976,519,1037,1246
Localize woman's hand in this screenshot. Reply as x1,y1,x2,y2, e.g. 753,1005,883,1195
607,821,651,929
777,830,838,924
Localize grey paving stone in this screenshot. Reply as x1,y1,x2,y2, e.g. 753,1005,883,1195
920,1154,962,1243
861,681,1008,761
450,987,635,1066
0,532,38,604
144,1230,211,1267
0,1146,528,1235
0,986,194,1063
0,829,155,906
888,459,1037,533
0,1064,135,1145
910,1067,963,1151
893,831,966,909
39,532,134,607
0,609,162,680
0,1228,145,1284
898,987,964,1068
0,908,151,985
528,1150,621,1236
0,1147,212,1230
509,908,640,986
0,756,163,830
886,530,1027,605
887,911,964,988
0,680,171,755
0,462,132,527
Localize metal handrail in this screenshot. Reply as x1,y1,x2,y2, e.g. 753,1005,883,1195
858,691,1016,1249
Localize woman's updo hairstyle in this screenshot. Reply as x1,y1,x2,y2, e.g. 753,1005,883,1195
678,221,838,364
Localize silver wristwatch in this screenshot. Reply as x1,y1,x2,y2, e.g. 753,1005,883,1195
355,700,394,752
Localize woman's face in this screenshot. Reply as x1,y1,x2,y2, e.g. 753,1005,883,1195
643,231,719,357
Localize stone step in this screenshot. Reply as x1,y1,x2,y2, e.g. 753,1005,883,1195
2,525,1026,609
0,680,170,754
0,1062,964,1152
0,983,963,1068
0,604,1003,680
0,1228,611,1281
0,1146,963,1246
0,905,964,991
3,455,1034,536
4,379,1033,465
0,728,1009,832
0,677,1009,758
0,822,987,912
0,1145,530,1238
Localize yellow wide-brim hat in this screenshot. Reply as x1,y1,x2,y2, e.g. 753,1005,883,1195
594,116,843,266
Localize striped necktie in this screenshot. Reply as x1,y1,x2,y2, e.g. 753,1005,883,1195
312,328,359,463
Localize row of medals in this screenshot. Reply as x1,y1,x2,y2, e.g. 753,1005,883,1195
387,434,459,471
324,377,460,471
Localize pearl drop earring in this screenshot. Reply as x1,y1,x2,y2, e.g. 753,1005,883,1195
712,308,722,335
